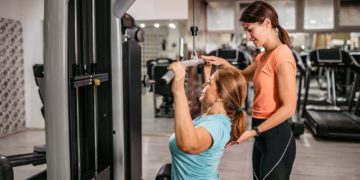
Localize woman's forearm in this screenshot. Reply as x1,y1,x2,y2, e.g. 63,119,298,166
204,72,210,83
242,70,253,82
241,62,257,82
173,87,200,150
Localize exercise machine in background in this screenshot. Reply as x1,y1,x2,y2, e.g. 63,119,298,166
349,52,360,119
303,49,360,139
209,48,252,70
148,58,175,118
288,50,306,137
0,65,47,180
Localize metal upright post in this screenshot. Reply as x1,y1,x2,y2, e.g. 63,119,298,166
74,0,82,179
331,69,337,107
326,68,332,104
44,0,71,178
349,74,359,111
91,0,99,176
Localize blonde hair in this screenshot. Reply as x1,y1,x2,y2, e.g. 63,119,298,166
213,67,247,141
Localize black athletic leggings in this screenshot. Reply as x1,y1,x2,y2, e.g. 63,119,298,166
252,117,296,180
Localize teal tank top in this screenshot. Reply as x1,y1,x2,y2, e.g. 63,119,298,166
169,114,231,180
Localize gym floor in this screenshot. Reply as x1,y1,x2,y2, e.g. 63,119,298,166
1,92,360,180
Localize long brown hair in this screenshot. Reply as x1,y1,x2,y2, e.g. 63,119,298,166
213,67,247,141
240,1,291,48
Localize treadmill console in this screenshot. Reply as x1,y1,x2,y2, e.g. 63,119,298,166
316,49,342,63
218,50,238,60
350,52,360,64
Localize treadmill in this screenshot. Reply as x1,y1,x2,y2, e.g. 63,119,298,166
303,49,360,139
301,51,349,107
288,50,306,137
349,52,360,116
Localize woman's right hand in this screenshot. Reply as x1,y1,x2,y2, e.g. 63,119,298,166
225,130,256,148
201,55,232,68
168,62,186,94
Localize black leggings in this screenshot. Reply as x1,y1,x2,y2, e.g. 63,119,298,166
252,118,296,180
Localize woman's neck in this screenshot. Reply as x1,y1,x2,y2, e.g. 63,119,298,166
202,101,227,116
263,31,282,52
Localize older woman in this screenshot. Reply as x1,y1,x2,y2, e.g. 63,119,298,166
167,62,247,180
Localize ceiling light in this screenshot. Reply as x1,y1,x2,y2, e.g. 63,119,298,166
154,23,160,28
168,23,176,29
310,20,317,24
139,23,146,28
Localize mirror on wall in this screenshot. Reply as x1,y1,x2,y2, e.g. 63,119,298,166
304,0,334,30
339,0,360,27
269,0,296,30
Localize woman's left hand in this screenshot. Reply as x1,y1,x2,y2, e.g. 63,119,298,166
225,130,256,148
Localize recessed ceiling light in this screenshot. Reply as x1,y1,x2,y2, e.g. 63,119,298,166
168,23,176,29
310,20,317,24
154,23,160,28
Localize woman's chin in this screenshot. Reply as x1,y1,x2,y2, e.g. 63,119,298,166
253,42,261,47
199,96,204,103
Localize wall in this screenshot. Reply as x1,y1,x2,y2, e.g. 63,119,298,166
0,17,26,137
0,0,45,129
140,23,182,74
127,0,188,20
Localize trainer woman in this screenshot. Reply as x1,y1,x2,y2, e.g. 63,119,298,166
202,1,297,180
167,62,247,180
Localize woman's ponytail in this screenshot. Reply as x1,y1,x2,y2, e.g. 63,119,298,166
230,111,247,141
215,68,247,142
277,25,291,48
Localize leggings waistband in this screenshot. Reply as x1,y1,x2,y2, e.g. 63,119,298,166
252,117,290,129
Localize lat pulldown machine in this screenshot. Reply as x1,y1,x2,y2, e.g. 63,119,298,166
44,0,142,179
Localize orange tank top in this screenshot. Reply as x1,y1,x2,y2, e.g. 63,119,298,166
252,44,296,119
